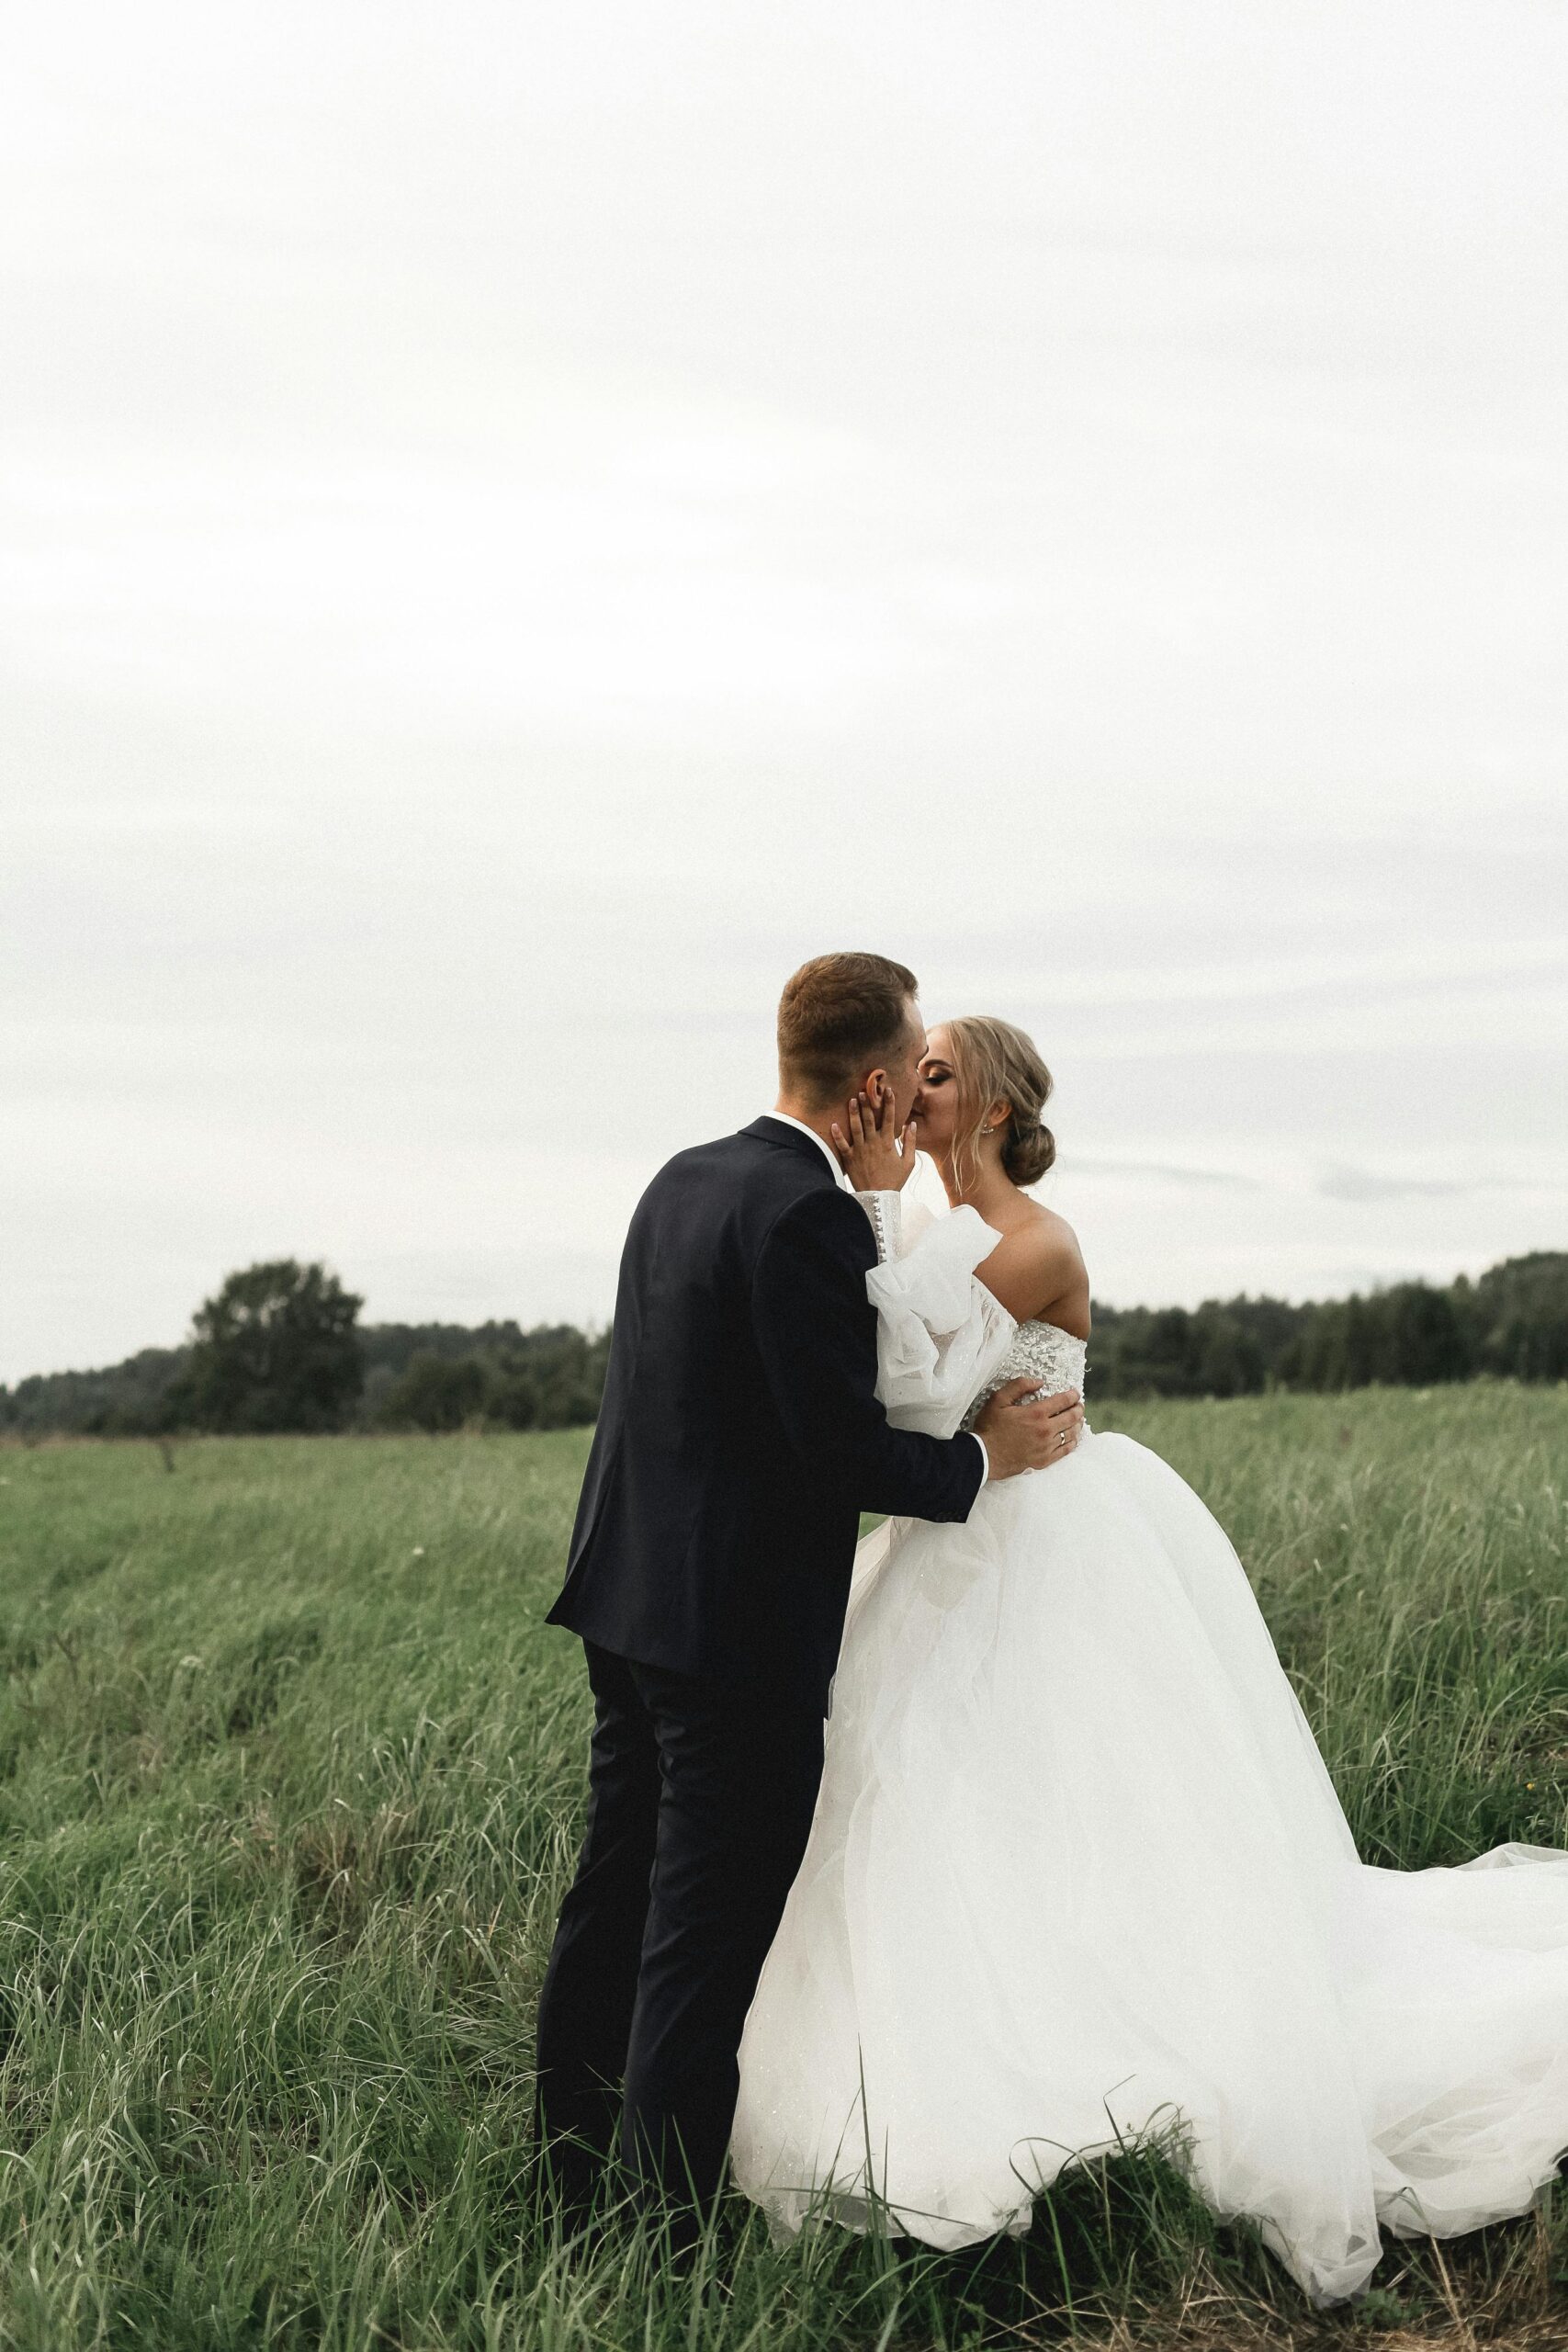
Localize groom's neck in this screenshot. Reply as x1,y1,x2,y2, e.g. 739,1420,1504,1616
771,1093,836,1149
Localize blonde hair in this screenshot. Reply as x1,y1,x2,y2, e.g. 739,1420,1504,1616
944,1015,1056,1193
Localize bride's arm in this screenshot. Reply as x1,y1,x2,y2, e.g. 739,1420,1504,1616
855,1187,901,1264
829,1089,917,1263
971,1216,1092,1334
750,1191,990,1523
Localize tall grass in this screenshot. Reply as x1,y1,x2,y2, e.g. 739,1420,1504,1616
0,1387,1565,2348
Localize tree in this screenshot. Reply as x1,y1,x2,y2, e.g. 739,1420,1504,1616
1141,1306,1200,1396
1474,1253,1568,1382
1378,1282,1473,1385
376,1351,489,1432
1193,1308,1266,1398
168,1260,364,1433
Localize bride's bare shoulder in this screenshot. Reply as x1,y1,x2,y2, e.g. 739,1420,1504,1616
976,1201,1090,1335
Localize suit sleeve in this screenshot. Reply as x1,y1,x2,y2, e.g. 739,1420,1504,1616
751,1187,987,1522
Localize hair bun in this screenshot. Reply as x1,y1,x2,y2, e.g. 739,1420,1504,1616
1003,1119,1056,1187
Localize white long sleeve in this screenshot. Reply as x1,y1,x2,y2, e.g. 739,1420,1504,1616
851,1194,1010,1486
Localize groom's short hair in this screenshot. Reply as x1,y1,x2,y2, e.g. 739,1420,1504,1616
777,952,919,1106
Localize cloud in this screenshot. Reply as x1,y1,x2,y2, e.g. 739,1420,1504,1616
1315,1166,1468,1204
1072,1157,1266,1193
1312,1164,1556,1204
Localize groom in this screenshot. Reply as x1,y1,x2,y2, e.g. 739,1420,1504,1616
534,951,1082,2237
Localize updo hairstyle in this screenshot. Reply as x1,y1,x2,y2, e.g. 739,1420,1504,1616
944,1014,1056,1193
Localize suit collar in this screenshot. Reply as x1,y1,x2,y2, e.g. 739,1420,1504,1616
739,1114,845,1185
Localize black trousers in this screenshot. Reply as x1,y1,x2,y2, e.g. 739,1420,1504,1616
534,1638,826,2225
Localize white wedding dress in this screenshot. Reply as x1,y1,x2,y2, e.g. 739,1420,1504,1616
730,1198,1568,2305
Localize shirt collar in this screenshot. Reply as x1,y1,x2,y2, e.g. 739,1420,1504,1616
757,1111,852,1190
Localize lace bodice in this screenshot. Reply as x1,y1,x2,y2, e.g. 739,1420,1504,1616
960,1318,1089,1432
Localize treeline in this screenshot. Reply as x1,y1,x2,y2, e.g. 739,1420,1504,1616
0,1262,611,1439
361,1322,611,1432
4,1250,1566,1440
1089,1251,1568,1399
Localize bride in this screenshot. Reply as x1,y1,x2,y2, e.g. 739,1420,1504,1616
729,1014,1568,2307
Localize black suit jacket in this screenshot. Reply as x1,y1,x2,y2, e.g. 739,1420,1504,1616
546,1117,987,1713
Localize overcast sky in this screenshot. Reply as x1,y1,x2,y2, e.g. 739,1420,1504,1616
5,1,1566,1383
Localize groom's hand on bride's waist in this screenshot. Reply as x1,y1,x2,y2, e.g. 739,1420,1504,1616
976,1379,1083,1479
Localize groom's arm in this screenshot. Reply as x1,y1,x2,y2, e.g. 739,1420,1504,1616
751,1187,986,1523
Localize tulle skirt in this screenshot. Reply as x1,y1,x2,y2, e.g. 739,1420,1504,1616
729,1427,1568,2304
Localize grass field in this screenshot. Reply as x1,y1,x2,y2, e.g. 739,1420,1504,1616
2,1385,1567,2349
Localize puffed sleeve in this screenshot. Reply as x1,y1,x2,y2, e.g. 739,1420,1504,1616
863,1202,1018,1439
751,1189,988,1523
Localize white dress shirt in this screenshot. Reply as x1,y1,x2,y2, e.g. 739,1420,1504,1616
756,1113,990,1492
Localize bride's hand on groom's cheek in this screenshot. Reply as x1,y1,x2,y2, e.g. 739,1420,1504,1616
830,1089,919,1191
